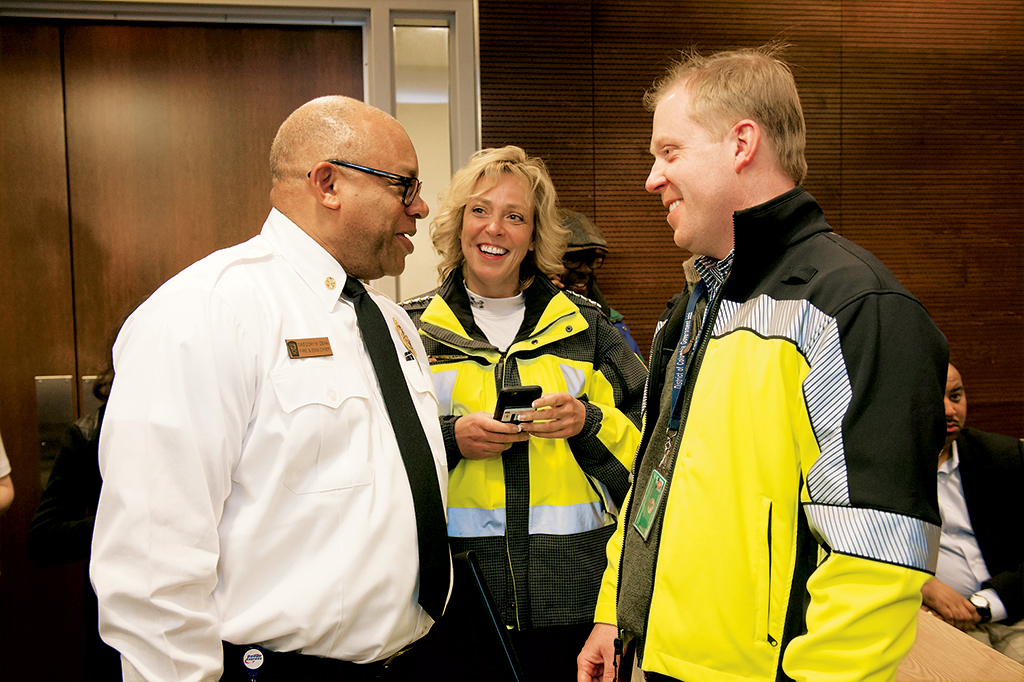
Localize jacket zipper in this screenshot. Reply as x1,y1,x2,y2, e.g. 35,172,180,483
497,310,577,630
494,349,524,630
767,501,777,646
429,303,580,631
616,277,728,654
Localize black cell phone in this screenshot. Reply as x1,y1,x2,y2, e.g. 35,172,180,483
493,385,543,422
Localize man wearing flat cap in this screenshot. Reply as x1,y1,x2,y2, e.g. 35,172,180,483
553,209,642,357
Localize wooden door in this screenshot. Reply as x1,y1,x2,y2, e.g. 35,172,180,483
0,20,79,679
0,19,362,680
65,21,364,378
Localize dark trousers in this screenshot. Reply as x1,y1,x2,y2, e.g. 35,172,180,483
507,622,593,682
220,642,429,681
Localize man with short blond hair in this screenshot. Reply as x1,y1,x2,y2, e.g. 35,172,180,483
578,46,948,682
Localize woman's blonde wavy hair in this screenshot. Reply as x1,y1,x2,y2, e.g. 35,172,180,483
430,146,566,290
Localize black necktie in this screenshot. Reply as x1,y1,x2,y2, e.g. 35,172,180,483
343,276,450,621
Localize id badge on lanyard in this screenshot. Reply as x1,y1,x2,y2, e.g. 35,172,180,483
633,280,706,541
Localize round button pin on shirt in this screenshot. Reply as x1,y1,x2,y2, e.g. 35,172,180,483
242,647,264,681
243,647,264,669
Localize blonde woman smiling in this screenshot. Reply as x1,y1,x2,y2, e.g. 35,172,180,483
402,146,647,680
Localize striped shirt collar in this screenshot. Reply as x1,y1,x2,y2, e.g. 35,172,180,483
693,251,735,298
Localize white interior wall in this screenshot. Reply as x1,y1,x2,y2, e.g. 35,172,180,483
396,101,451,300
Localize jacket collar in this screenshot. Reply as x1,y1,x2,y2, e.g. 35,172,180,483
725,187,832,296
421,269,587,352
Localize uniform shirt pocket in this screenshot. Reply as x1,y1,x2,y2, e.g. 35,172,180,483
400,357,438,405
271,363,375,493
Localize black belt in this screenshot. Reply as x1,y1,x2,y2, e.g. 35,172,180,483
221,642,409,681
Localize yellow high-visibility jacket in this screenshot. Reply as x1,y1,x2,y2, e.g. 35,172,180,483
596,188,948,682
402,272,647,629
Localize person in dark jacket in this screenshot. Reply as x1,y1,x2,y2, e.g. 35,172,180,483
27,369,120,680
551,209,643,359
921,362,1023,663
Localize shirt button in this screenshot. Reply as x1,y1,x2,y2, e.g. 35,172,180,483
327,389,338,401
325,276,337,290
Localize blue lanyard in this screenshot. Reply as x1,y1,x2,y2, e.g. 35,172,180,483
667,279,707,432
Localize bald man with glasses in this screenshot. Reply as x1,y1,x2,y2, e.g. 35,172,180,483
91,96,451,682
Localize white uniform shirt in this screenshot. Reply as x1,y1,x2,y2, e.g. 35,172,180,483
935,441,1007,621
91,209,450,682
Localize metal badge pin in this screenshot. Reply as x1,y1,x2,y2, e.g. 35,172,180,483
393,318,417,361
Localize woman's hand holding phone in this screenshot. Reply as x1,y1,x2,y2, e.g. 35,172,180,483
515,392,587,440
455,411,531,459
454,385,586,459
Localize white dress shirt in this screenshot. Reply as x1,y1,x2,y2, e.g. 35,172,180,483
91,208,450,682
935,441,1007,621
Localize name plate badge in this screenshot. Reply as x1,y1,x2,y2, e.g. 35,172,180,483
285,337,333,359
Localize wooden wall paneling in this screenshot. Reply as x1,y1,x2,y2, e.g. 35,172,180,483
0,20,86,681
478,1,597,214
590,2,693,354
840,1,1024,436
479,1,849,355
589,1,844,354
478,0,1022,436
63,22,364,377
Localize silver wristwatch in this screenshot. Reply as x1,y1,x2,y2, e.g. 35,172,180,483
970,593,992,623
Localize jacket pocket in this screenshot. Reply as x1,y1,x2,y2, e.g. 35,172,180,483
754,496,778,646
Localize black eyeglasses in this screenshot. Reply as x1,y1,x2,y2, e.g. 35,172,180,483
309,160,422,206
563,250,605,270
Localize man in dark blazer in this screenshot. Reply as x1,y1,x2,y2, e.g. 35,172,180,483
921,363,1023,663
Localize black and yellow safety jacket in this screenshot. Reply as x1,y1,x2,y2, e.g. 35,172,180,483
596,188,948,682
402,271,647,629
